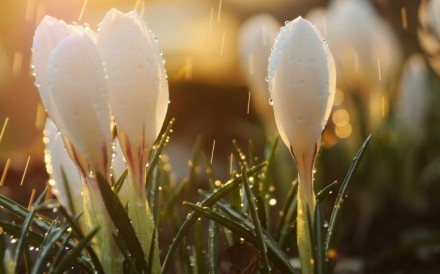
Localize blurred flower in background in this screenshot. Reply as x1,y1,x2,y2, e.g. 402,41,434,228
418,0,440,76
396,54,430,142
238,14,280,134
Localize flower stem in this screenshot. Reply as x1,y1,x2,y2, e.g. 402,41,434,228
82,179,123,273
127,169,161,273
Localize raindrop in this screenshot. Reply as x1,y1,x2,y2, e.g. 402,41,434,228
268,98,273,105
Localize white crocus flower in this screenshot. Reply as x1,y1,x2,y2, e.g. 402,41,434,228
321,0,402,92
418,0,440,75
98,8,168,187
268,17,336,274
97,9,167,272
33,16,112,176
33,16,121,273
44,119,82,215
397,54,430,141
239,14,280,132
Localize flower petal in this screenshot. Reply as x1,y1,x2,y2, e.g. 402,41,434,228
46,33,111,173
97,9,169,153
268,17,336,156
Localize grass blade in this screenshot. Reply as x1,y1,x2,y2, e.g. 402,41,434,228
275,180,298,245
184,202,296,274
316,181,338,204
60,167,76,215
146,118,175,189
314,205,325,274
52,227,99,274
112,169,128,193
241,166,270,274
194,219,205,273
96,173,147,272
325,134,372,271
32,223,70,274
161,162,266,273
208,220,217,274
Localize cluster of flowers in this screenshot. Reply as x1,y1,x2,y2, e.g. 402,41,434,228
34,7,336,274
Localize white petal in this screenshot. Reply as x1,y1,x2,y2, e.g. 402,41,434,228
397,54,429,139
321,0,402,91
46,34,111,172
32,16,71,132
44,119,82,214
97,9,169,153
268,17,336,155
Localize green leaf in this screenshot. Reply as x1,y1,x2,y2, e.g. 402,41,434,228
208,220,218,274
198,193,296,274
325,134,372,272
275,180,298,248
161,162,266,273
184,202,296,274
95,173,147,272
60,167,76,215
146,118,175,189
52,227,99,274
32,222,70,274
314,205,325,274
57,207,104,273
13,188,48,273
316,181,338,204
0,194,51,232
112,169,128,194
194,219,205,274
241,166,270,274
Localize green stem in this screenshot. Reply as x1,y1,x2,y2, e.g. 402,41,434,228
297,183,315,274
82,179,123,273
127,169,161,273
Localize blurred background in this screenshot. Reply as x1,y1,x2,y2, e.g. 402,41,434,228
0,0,440,272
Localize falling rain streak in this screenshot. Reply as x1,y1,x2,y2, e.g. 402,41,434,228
209,7,214,30
20,156,31,186
27,188,36,209
217,0,222,23
401,7,408,29
248,54,254,75
229,153,233,175
0,159,11,187
220,32,225,56
35,103,45,129
78,0,88,22
12,51,23,77
0,117,9,143
24,0,36,23
377,59,382,81
210,139,216,164
354,53,359,73
134,0,142,12
247,91,251,114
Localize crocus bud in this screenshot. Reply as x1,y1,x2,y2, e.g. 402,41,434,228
33,17,112,175
418,0,440,75
268,17,336,274
397,54,430,141
44,119,82,215
97,9,167,272
268,17,336,180
239,14,280,131
97,9,169,182
309,0,402,93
